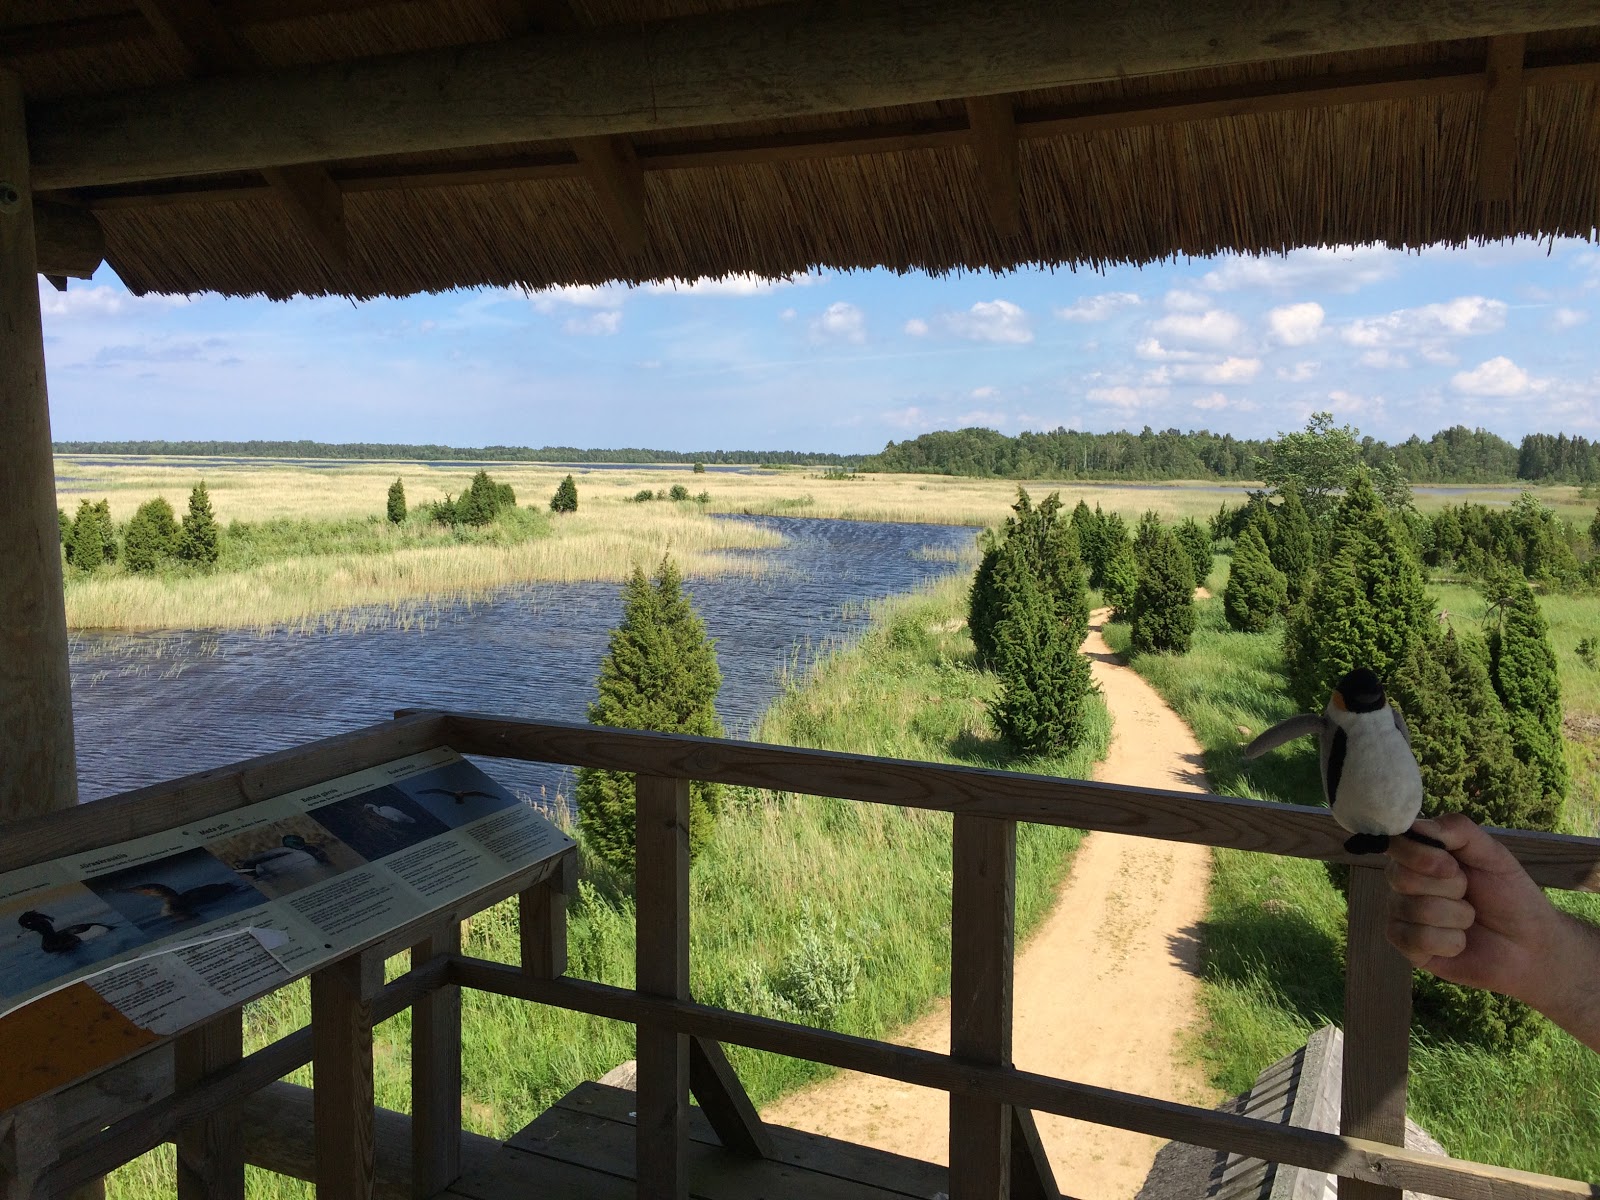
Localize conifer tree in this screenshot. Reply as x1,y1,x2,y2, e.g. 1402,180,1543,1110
92,499,117,565
1486,572,1568,824
1267,486,1314,605
178,482,220,566
967,488,1089,667
1175,517,1213,590
550,474,579,513
577,557,723,875
1133,509,1163,567
988,557,1094,755
57,509,71,548
1070,500,1105,587
1131,529,1196,654
124,497,181,573
1589,503,1600,553
1223,524,1287,633
66,500,109,571
1102,543,1138,620
967,533,1004,669
387,478,407,524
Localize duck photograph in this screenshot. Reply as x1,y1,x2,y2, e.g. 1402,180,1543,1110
204,812,366,901
306,786,451,861
0,882,150,1003
393,760,521,830
86,848,264,937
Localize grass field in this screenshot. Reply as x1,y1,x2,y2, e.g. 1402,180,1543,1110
105,573,1110,1200
1103,577,1600,1181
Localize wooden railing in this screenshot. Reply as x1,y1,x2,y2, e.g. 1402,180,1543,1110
4,710,1599,1200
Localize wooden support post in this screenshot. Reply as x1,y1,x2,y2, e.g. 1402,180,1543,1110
688,1037,772,1159
0,68,78,821
635,774,691,1200
410,924,462,1198
175,1011,245,1200
1338,867,1412,1200
572,135,650,258
520,851,575,979
1478,33,1526,204
312,951,382,1200
949,814,1015,1200
965,95,1022,239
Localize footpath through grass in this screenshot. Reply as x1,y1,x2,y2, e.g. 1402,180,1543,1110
1103,587,1600,1181
108,573,1109,1200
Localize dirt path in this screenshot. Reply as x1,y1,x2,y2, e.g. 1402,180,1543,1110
761,608,1216,1198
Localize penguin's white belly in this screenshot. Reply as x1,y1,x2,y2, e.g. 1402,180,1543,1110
1332,734,1424,836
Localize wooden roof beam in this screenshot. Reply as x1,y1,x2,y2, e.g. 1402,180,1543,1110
132,0,349,268
1478,34,1527,204
33,199,104,278
30,0,1600,191
964,95,1020,239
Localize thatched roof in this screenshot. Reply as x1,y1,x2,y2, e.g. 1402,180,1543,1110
10,2,1600,300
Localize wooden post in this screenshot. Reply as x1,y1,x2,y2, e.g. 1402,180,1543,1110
949,814,1015,1200
520,852,575,979
1338,868,1412,1200
175,1011,245,1200
0,68,77,821
410,924,462,1198
312,951,382,1200
635,774,690,1200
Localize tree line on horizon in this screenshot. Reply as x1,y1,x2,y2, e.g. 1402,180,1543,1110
51,439,853,467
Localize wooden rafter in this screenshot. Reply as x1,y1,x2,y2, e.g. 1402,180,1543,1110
965,94,1021,239
29,1,1600,191
133,0,349,268
1478,33,1527,204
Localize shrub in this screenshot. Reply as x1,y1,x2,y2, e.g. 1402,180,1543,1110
1266,486,1314,605
576,557,724,875
458,469,513,526
1578,636,1598,669
1486,572,1568,823
988,553,1095,755
1175,517,1213,589
1222,524,1286,633
66,499,113,571
429,495,458,524
57,508,70,547
1101,543,1138,620
550,474,578,513
696,491,710,504
633,489,655,503
124,497,181,573
178,482,220,566
668,484,690,502
967,535,1004,669
1130,528,1195,654
387,478,407,524
1070,500,1104,586
968,488,1089,668
1132,509,1163,567
692,462,706,474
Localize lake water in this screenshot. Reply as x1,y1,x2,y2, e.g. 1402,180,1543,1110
69,516,977,811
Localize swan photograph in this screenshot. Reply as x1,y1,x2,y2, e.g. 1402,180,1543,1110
306,786,450,860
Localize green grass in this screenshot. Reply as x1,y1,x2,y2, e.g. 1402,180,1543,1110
108,573,1109,1199
1103,579,1600,1182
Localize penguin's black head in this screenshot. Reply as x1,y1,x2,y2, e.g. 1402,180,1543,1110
1334,668,1386,713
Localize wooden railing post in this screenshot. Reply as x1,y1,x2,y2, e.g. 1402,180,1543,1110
312,949,382,1200
950,813,1015,1200
521,852,576,979
175,1010,245,1200
1339,867,1412,1200
635,774,691,1200
411,924,462,1198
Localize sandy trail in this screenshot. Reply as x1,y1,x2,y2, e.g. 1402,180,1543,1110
761,608,1216,1198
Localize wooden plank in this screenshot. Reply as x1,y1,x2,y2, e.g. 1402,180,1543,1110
449,962,1594,1200
635,774,691,1200
520,852,575,979
688,1037,772,1159
235,1080,500,1200
572,134,649,258
0,68,78,821
260,162,350,269
174,1011,244,1200
442,714,1600,892
411,925,463,1198
949,814,1014,1200
1478,34,1527,204
29,0,1600,188
1338,869,1412,1200
312,951,382,1200
0,712,448,874
33,201,104,279
964,96,1020,239
448,1146,635,1200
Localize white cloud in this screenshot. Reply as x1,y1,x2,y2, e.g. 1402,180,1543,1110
1163,288,1210,312
882,405,932,430
1056,291,1140,321
1327,388,1387,418
1553,307,1588,330
38,282,191,318
939,299,1034,344
970,385,999,400
1418,345,1460,366
1192,392,1230,411
529,284,624,312
903,317,929,336
779,307,797,321
1342,296,1507,346
1267,301,1324,346
1147,357,1262,385
958,408,1008,426
1086,384,1167,410
1191,391,1257,412
1201,245,1400,293
562,310,621,335
1277,361,1320,382
811,301,866,344
645,272,824,296
1150,308,1245,348
1450,356,1545,396
1135,338,1206,362
1359,349,1410,369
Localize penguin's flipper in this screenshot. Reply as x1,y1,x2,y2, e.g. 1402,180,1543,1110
1343,832,1391,855
1392,706,1413,746
1402,828,1447,850
1243,714,1327,759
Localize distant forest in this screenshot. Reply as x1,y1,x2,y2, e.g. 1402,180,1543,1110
52,426,1600,483
860,425,1600,484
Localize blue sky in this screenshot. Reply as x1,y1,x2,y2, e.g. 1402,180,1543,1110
39,238,1600,454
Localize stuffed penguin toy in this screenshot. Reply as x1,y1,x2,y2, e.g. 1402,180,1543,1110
1243,667,1442,855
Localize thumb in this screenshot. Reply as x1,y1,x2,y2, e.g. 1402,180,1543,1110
1423,813,1527,879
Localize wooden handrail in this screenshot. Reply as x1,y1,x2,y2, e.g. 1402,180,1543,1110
447,960,1596,1200
440,712,1600,892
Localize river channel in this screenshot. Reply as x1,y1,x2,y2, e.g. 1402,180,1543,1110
69,516,978,809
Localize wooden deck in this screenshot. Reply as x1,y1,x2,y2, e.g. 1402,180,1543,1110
443,1081,950,1200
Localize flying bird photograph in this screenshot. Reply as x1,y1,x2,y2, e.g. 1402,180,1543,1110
86,849,265,936
394,760,520,829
